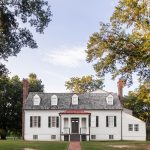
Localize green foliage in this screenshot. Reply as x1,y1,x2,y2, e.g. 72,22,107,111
65,75,104,93
0,73,44,139
147,126,150,141
29,73,44,92
0,75,22,139
0,0,52,74
0,63,8,76
86,0,150,85
123,82,150,125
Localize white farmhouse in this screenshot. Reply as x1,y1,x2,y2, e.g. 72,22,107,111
22,79,146,141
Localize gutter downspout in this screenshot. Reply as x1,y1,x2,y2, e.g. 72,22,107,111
89,114,91,141
59,114,61,141
121,110,123,140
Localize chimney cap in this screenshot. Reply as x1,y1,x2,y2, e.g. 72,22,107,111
117,78,125,86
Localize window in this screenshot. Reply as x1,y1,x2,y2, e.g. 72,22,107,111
96,116,99,127
109,135,114,139
72,94,78,105
106,116,117,127
48,116,59,128
52,116,56,127
64,118,69,128
33,94,41,105
82,118,86,128
106,94,113,105
91,135,96,140
33,135,38,140
134,124,139,131
91,116,96,127
30,116,41,128
51,135,56,139
128,124,133,131
51,95,58,105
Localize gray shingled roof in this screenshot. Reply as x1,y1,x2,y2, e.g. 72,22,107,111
23,92,123,110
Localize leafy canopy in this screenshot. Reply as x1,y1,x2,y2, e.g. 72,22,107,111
124,82,150,125
0,0,52,74
0,73,44,139
86,0,150,85
65,75,104,93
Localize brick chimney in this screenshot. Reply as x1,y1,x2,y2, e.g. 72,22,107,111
23,79,29,102
22,79,29,139
117,79,125,101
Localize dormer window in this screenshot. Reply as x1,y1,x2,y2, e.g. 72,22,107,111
51,95,58,105
106,94,113,105
33,94,41,105
72,94,78,105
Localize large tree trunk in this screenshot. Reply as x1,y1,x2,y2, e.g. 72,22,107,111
0,129,6,140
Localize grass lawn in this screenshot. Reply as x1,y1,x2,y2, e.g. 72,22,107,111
0,140,68,150
81,141,150,150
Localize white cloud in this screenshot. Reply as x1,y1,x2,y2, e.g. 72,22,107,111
44,46,86,67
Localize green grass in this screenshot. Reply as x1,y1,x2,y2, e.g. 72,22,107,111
81,141,150,150
0,140,68,150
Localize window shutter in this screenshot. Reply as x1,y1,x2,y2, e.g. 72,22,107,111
96,116,99,127
30,116,33,128
106,116,108,127
56,116,59,128
114,116,117,127
38,116,41,128
48,116,51,128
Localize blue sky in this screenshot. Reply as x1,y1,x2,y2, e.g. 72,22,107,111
5,0,139,95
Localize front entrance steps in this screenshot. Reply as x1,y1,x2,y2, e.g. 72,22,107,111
70,134,80,141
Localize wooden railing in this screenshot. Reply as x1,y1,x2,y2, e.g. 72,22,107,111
80,127,87,134
63,127,70,134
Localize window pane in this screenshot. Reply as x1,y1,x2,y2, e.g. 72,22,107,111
109,135,114,139
52,116,56,127
51,135,56,139
134,124,139,131
33,116,38,127
82,118,86,128
128,124,133,131
108,116,114,127
91,135,96,139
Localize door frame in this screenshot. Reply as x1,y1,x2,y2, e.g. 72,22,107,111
71,118,79,133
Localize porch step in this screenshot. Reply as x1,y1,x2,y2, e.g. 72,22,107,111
70,134,80,141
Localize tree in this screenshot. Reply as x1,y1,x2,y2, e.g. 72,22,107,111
0,75,22,139
65,75,104,93
0,73,44,139
124,82,150,125
0,0,52,74
29,73,44,92
86,0,150,85
0,63,8,76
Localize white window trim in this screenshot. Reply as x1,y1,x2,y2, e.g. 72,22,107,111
51,95,58,106
72,94,78,105
108,116,114,127
106,94,114,105
134,124,139,131
33,94,41,105
128,124,133,131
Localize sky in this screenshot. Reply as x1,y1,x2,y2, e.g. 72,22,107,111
4,0,139,95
